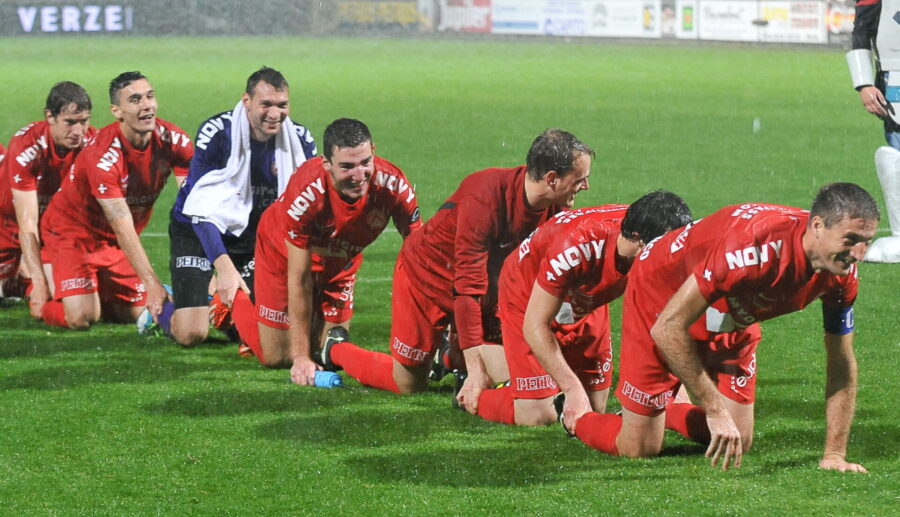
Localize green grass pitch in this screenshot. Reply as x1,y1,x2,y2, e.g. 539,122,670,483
0,36,897,514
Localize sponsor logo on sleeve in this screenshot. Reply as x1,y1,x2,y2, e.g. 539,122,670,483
286,178,325,220
546,239,605,281
96,137,122,172
14,135,49,167
374,170,415,203
195,113,231,151
157,125,190,148
725,240,783,270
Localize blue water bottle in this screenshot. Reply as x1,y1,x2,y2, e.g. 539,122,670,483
314,370,343,388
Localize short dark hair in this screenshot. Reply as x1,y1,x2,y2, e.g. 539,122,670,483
622,190,693,243
323,118,372,160
809,182,880,228
525,129,595,181
246,66,288,96
45,81,92,117
109,71,147,104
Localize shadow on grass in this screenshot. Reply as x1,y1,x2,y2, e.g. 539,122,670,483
758,422,895,464
338,438,699,487
145,388,346,417
254,406,715,486
0,356,246,390
658,442,707,457
254,405,470,447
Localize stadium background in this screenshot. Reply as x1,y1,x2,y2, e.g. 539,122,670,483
0,0,857,44
0,0,897,515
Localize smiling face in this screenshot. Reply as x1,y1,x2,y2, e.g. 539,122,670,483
110,78,157,140
242,80,289,141
323,141,375,201
806,215,877,275
46,102,91,151
548,152,591,208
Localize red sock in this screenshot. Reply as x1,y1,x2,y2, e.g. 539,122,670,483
476,386,515,425
42,300,68,328
665,403,710,444
232,291,263,363
331,342,399,393
574,412,622,456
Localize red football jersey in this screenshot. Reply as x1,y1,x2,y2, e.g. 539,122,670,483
41,119,192,243
628,203,857,337
0,120,94,225
500,205,630,321
261,155,421,276
400,166,561,312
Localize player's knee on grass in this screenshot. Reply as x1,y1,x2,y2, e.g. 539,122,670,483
392,360,430,394
513,397,557,426
258,325,292,368
65,311,97,330
62,297,100,330
171,308,210,347
617,408,665,458
173,326,209,348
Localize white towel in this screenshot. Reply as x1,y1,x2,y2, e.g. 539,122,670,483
182,100,307,236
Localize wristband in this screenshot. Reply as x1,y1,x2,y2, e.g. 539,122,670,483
846,49,875,90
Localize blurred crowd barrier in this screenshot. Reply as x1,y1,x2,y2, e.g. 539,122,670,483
0,0,856,46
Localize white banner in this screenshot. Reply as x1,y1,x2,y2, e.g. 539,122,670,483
758,1,826,43
698,0,760,42
543,0,591,36
486,0,833,43
586,1,662,38
491,0,662,38
492,0,543,34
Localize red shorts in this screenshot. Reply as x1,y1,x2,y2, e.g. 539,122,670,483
388,257,450,367
617,292,761,416
253,227,358,330
502,303,613,400
0,221,20,282
41,233,145,306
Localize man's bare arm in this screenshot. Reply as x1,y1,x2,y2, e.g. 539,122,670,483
523,283,590,430
651,275,742,471
11,188,49,318
819,331,867,473
96,197,168,316
287,241,319,385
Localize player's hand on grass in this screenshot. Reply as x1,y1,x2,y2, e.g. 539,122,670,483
457,362,491,414
859,86,889,118
28,280,50,319
819,453,868,474
705,410,742,471
290,356,321,386
561,388,591,434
